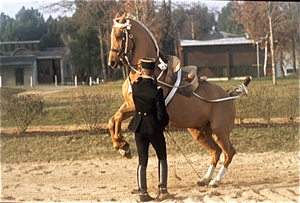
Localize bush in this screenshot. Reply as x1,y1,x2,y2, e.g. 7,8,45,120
281,87,299,123
235,95,253,124
248,86,277,127
1,90,44,133
70,91,120,132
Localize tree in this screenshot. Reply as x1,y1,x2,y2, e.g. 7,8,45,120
156,0,174,54
171,2,215,40
232,2,296,85
63,16,100,83
41,16,64,47
0,12,16,41
13,7,46,41
217,2,243,35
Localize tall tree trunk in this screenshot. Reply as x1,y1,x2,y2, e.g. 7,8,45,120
292,37,297,73
263,40,268,77
98,22,107,80
106,29,112,78
279,51,285,77
267,2,277,85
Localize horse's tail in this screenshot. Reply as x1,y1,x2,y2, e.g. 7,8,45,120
229,76,251,97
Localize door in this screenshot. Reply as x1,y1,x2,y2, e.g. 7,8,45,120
15,68,24,85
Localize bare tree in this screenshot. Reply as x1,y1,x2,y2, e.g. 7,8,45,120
232,2,298,85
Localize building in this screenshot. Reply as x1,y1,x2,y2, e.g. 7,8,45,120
179,36,269,80
0,41,72,86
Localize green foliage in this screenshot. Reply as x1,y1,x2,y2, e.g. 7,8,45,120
65,24,100,80
1,90,44,133
40,16,64,47
1,7,65,48
217,2,244,35
13,7,46,41
171,3,215,40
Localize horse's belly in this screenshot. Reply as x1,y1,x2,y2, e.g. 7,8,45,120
166,95,211,128
166,93,235,129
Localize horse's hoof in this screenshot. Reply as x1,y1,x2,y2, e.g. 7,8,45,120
197,181,207,187
197,177,210,187
208,179,219,188
118,142,132,159
210,183,219,188
124,149,132,159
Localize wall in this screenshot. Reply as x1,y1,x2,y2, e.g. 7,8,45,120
180,43,267,79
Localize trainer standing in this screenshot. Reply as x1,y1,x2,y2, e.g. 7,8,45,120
128,57,170,202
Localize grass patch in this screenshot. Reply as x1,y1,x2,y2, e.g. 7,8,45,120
1,125,298,164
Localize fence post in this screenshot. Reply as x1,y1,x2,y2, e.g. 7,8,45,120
0,76,2,88
30,76,33,87
97,78,99,84
89,77,92,86
75,75,77,87
55,75,57,87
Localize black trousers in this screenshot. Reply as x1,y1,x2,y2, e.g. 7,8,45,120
135,131,167,167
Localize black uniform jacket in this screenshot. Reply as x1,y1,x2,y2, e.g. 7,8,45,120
128,77,169,135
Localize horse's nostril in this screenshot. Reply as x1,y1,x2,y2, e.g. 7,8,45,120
109,61,117,68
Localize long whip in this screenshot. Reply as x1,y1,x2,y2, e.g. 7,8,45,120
165,130,202,179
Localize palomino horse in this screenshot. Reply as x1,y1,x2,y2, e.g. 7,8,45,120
108,13,250,187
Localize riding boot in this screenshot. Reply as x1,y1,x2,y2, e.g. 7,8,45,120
156,160,174,201
137,165,154,202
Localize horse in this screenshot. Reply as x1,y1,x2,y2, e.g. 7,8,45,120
108,13,251,187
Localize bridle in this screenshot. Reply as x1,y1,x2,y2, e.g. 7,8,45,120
110,18,141,73
110,16,168,75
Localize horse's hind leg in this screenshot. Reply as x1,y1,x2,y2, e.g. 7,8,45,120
209,132,236,187
187,127,222,186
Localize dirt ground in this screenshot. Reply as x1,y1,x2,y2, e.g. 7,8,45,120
1,149,299,202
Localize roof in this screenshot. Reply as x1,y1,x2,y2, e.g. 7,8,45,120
0,56,37,66
0,40,40,45
180,37,254,47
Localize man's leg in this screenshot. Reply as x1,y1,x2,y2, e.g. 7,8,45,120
135,133,154,202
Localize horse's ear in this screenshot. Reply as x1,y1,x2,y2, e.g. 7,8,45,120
115,13,120,19
119,12,127,23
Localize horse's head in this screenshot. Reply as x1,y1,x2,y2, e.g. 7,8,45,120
108,13,135,70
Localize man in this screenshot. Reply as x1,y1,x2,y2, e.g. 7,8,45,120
128,57,170,202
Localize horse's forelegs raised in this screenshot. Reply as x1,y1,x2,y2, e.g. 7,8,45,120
108,103,135,157
208,133,236,187
188,127,222,187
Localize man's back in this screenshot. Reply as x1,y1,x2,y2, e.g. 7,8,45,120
128,77,169,134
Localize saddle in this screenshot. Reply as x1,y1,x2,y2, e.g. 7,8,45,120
164,56,199,98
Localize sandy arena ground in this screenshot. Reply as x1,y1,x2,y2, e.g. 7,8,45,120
1,150,299,202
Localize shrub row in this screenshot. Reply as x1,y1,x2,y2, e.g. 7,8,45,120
235,86,299,127
1,84,299,133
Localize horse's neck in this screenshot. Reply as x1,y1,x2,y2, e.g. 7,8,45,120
128,71,141,84
129,20,158,65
